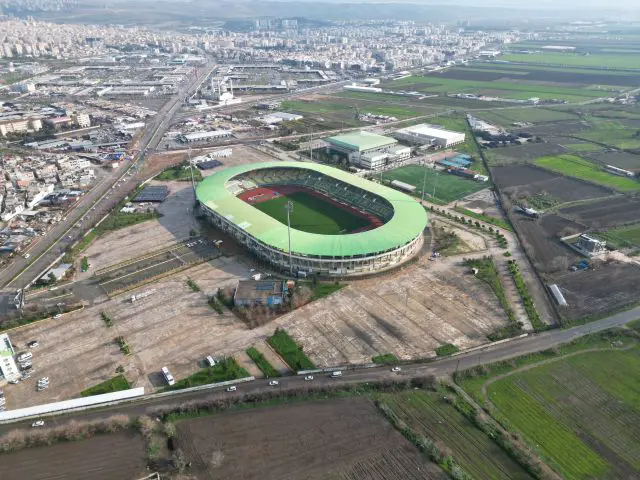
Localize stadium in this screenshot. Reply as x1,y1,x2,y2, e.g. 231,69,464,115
195,161,428,276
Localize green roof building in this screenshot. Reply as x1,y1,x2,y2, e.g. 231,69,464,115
196,161,427,277
325,131,397,153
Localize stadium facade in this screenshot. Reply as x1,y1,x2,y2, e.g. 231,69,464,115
196,162,428,277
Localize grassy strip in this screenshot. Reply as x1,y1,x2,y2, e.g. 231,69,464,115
376,399,473,479
454,206,513,232
0,304,83,333
80,256,89,272
156,164,202,182
311,282,345,300
534,154,640,193
372,353,399,365
116,336,131,355
168,357,249,390
246,347,280,377
207,296,224,314
186,278,200,292
464,257,522,340
435,343,460,356
507,260,546,331
101,311,113,328
80,374,131,397
267,328,315,372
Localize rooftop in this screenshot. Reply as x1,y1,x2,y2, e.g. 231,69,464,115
326,131,397,152
396,124,466,141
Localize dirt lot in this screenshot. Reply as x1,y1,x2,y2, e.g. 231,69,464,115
273,259,509,367
492,165,612,202
559,197,640,229
512,216,581,275
553,260,640,321
456,188,503,219
176,397,446,480
0,432,146,480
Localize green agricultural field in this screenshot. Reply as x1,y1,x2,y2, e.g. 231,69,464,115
385,75,604,102
267,328,314,372
254,191,370,235
501,52,640,70
596,223,640,249
379,390,533,479
169,357,249,390
382,165,486,203
579,117,640,150
486,346,640,479
534,154,640,192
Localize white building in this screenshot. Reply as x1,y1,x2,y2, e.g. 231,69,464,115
74,112,91,128
180,130,232,143
0,334,20,384
57,157,90,172
394,124,466,148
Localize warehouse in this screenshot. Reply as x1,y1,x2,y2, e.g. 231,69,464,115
0,333,20,384
325,131,400,170
179,130,233,143
394,124,466,148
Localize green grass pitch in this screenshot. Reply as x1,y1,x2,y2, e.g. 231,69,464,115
253,191,371,235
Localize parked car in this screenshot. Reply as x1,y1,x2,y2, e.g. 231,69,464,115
330,371,343,378
31,421,45,427
53,314,62,319
27,341,39,348
205,356,216,367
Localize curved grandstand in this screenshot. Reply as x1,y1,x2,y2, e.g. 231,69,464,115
196,161,428,276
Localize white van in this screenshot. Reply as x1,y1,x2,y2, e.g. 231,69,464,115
205,356,216,367
330,370,342,378
161,366,175,386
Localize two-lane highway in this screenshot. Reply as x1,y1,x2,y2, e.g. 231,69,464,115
1,305,637,432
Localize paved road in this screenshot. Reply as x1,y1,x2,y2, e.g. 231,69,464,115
1,306,637,432
0,63,217,293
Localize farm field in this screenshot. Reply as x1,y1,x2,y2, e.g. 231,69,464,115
454,63,640,87
559,196,640,228
595,223,640,250
533,154,640,193
579,117,640,150
0,432,147,480
379,390,533,479
382,165,486,203
175,397,447,480
253,190,371,234
385,74,606,102
485,346,640,479
491,164,611,202
500,51,640,70
476,107,579,126
588,151,640,172
554,262,640,321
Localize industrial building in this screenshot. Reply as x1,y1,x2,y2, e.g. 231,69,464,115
179,130,232,143
393,124,466,148
325,131,408,170
0,333,20,384
234,280,287,307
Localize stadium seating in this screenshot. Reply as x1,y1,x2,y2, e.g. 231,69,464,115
231,167,394,222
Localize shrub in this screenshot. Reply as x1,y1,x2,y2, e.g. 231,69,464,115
246,347,280,377
267,328,315,372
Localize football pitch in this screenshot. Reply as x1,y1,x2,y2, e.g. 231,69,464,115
253,191,371,235
382,165,486,203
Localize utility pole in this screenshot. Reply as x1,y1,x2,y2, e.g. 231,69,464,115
188,147,195,194
432,170,439,201
421,158,428,204
285,201,294,276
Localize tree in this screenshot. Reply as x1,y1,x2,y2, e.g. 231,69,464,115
47,272,57,284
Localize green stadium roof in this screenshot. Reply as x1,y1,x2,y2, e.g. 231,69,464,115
325,131,397,152
195,161,428,257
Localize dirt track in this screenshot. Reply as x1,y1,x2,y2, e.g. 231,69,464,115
176,397,446,480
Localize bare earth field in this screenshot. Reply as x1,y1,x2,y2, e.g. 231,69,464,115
176,397,446,480
553,261,640,321
492,165,612,202
0,432,146,480
559,197,640,229
587,151,640,172
274,260,509,366
511,217,580,275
